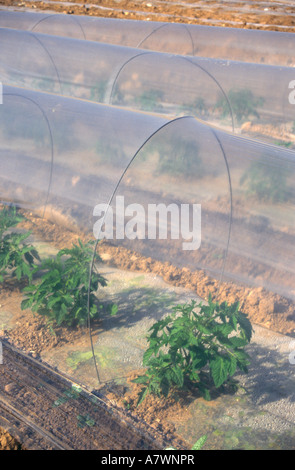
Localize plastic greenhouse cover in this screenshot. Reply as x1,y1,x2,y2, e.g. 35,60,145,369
0,85,168,218
1,28,295,147
1,85,294,303
89,124,295,384
0,10,294,66
94,117,295,299
1,84,295,388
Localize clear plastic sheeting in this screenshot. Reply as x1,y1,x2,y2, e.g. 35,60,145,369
1,85,294,303
0,28,233,132
0,85,170,388
0,10,294,66
110,54,295,145
93,117,295,304
0,90,53,212
100,117,232,284
1,11,295,450
214,131,295,301
0,83,295,395
90,115,295,384
0,10,87,40
1,28,295,146
0,85,168,226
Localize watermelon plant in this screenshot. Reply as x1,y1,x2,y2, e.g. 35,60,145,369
133,295,252,405
0,206,40,283
166,434,208,451
240,158,290,203
137,89,164,113
157,137,204,179
21,239,117,328
216,88,264,124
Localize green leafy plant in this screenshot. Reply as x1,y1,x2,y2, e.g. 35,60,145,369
240,159,290,203
133,295,252,405
77,414,95,428
216,89,264,124
33,77,57,94
274,140,293,149
52,385,95,428
137,89,164,113
191,435,208,450
180,97,207,118
157,138,204,179
90,80,107,103
0,104,48,147
96,139,127,166
21,239,116,328
52,385,82,408
166,434,208,450
0,206,40,283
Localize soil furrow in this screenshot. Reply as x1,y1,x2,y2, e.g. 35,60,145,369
0,341,165,450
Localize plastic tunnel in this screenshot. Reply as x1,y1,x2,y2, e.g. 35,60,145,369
1,12,295,450
0,85,170,390
93,115,295,302
1,84,295,391
0,85,168,221
0,10,295,66
1,27,295,146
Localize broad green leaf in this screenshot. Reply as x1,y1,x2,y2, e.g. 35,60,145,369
229,336,248,348
143,348,156,364
237,312,253,342
210,356,228,388
191,435,207,450
109,303,118,316
225,356,237,377
136,387,148,406
171,366,184,388
132,375,149,385
21,298,34,310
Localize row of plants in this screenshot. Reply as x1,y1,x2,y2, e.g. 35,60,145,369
113,87,264,125
0,205,117,328
133,295,253,405
0,205,253,430
136,139,291,204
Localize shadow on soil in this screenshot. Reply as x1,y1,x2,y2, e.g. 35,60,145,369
98,285,183,331
239,342,295,406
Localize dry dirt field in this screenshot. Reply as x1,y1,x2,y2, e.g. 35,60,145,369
0,0,295,32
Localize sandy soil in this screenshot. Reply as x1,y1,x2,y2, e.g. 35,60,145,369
17,210,295,338
0,341,173,450
0,427,23,450
1,0,295,32
0,209,294,449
